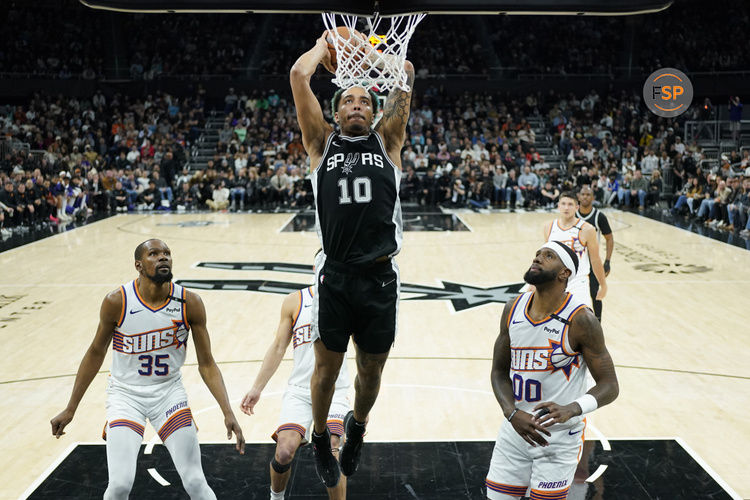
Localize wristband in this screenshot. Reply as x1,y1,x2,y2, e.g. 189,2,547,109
574,394,598,416
507,409,519,422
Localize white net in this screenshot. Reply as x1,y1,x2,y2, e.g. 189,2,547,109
321,12,425,93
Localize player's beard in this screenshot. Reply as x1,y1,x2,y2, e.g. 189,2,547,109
345,115,369,136
523,268,557,285
148,267,173,285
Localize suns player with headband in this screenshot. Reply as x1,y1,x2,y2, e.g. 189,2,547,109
240,255,351,500
542,191,607,308
290,30,414,487
486,241,619,499
50,239,244,499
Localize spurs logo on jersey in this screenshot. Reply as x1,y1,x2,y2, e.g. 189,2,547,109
326,151,385,172
287,286,349,392
506,292,590,427
547,218,590,284
312,132,402,266
112,281,190,386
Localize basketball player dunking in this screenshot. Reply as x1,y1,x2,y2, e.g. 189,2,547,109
486,242,619,499
50,239,244,499
542,191,607,307
576,186,613,322
290,34,413,486
240,282,351,500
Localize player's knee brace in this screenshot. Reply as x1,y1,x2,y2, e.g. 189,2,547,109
271,456,293,474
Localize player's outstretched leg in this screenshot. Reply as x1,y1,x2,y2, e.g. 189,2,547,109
163,426,216,499
339,410,365,476
311,427,340,487
269,430,302,499
103,425,143,500
328,434,347,500
340,348,389,476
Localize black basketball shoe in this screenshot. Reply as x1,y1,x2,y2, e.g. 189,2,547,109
311,428,340,487
340,411,365,476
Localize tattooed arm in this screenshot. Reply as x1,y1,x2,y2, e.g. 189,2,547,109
375,60,414,169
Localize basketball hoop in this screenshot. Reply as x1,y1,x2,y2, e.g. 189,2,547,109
322,11,425,93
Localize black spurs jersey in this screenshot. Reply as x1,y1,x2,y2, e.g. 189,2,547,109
311,131,402,266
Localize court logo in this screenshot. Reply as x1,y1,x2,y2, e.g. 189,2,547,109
177,262,525,312
643,68,693,118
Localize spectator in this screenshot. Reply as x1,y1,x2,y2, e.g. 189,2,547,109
630,170,649,211
729,96,743,142
539,180,560,208
206,181,230,211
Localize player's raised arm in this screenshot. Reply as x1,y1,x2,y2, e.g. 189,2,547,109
290,35,335,158
186,290,245,454
375,60,415,165
491,298,550,447
240,291,299,416
50,288,121,438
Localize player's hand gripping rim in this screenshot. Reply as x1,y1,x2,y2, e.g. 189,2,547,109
225,415,246,455
509,409,550,447
533,401,579,428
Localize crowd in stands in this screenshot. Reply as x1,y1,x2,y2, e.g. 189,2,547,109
2,82,749,241
0,89,204,238
3,0,748,81
121,15,255,79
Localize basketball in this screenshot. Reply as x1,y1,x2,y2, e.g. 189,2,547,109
323,26,369,70
549,346,574,369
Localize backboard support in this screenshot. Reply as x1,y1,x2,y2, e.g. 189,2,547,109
80,0,672,16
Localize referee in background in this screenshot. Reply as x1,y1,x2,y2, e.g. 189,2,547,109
576,185,613,321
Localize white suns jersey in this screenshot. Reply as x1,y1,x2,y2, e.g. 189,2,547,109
547,218,590,285
112,280,190,386
287,286,349,392
506,291,590,429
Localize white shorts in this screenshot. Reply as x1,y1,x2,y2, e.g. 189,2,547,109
485,419,586,499
104,374,194,443
566,277,592,309
272,385,351,442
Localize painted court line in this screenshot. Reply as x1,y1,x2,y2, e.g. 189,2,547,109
675,437,742,500
147,468,171,486
20,442,79,500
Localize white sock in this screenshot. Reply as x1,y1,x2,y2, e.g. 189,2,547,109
270,488,285,500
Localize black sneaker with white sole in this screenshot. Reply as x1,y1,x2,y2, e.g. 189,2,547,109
311,428,340,487
340,411,365,476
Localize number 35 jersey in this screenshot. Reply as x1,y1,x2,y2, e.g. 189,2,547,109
311,132,402,266
112,280,190,386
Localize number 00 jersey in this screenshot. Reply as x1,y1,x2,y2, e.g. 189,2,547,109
112,280,190,386
311,131,402,266
506,291,590,429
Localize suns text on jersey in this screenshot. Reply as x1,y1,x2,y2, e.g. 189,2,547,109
292,324,313,348
114,324,186,354
510,347,552,371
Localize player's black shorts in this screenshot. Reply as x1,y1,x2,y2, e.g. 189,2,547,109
314,258,399,354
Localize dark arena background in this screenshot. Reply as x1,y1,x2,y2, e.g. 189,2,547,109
1,1,748,499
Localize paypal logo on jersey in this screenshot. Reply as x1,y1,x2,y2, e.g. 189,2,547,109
326,152,385,171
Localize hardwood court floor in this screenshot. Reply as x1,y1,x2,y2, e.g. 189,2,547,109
1,210,748,499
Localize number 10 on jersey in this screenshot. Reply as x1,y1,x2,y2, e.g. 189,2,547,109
338,177,372,204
